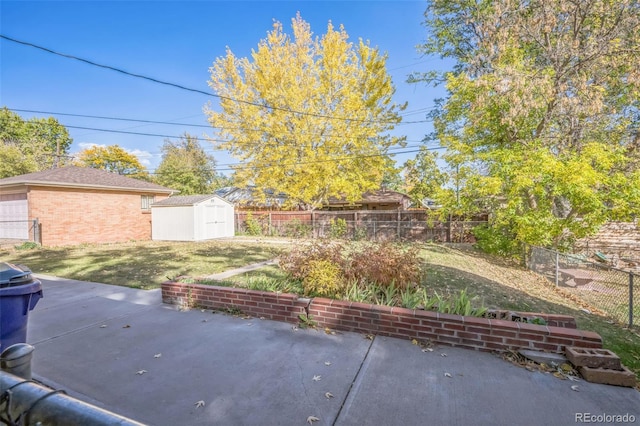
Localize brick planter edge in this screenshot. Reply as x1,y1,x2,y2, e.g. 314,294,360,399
161,281,602,353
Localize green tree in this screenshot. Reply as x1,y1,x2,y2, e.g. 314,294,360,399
75,144,150,180
0,143,37,178
414,0,640,250
155,134,219,195
403,147,446,207
205,14,406,209
0,107,73,172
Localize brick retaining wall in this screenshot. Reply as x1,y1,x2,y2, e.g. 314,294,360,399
162,282,602,353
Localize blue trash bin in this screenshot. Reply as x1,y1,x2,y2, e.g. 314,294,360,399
0,263,43,352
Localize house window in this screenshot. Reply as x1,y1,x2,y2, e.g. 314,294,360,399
141,195,155,211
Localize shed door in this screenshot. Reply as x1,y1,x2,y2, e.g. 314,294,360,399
0,197,29,239
204,204,226,238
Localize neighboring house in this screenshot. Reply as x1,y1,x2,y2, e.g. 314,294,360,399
322,189,413,211
216,187,412,211
151,194,234,241
0,166,176,246
215,186,289,210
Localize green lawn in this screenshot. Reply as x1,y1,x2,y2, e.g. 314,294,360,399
1,240,285,289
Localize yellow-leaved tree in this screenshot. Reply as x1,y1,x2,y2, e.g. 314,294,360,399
205,14,406,209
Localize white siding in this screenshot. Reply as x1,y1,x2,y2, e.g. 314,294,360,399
0,199,29,239
151,196,234,241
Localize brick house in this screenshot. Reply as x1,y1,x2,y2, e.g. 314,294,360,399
0,166,176,246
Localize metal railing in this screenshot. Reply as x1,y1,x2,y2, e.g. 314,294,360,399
1,344,144,425
527,246,638,328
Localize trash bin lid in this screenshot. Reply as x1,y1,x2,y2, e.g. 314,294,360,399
0,262,34,287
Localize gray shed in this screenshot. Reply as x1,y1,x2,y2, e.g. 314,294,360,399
151,195,235,241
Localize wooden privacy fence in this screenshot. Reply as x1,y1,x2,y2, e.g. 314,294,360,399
234,210,487,243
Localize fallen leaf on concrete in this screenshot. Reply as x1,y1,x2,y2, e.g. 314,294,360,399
313,375,322,382
99,325,107,328
325,392,334,399
307,416,319,424
194,400,205,408
324,327,332,334
440,353,447,357
247,323,253,327
123,325,131,329
365,334,374,340
259,317,265,320
154,353,162,359
553,372,567,380
324,361,332,366
291,326,299,332
444,372,452,378
571,385,579,392
200,309,205,313
568,376,580,382
411,339,419,345
136,370,147,375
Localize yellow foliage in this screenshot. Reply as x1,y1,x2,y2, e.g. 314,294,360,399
205,13,406,209
303,259,343,297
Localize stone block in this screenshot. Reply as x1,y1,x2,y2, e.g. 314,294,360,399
579,365,637,388
566,347,621,370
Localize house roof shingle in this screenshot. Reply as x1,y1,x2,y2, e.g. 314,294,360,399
0,166,176,194
152,194,227,206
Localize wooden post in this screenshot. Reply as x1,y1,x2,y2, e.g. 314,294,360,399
397,210,401,239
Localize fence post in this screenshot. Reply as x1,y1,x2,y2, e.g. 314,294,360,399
630,273,634,328
33,219,41,244
555,251,559,287
268,213,272,236
397,210,401,239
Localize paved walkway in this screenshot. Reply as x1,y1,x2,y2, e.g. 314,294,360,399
22,275,640,426
203,259,278,280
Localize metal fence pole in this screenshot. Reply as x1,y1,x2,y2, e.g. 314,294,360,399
630,273,634,328
0,371,145,425
555,251,559,287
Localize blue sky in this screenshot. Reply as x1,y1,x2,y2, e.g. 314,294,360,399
1,1,447,175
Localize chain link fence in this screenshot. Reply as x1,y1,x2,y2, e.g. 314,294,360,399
527,246,638,328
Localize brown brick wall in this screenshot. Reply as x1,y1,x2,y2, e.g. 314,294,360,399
27,186,168,246
162,282,603,353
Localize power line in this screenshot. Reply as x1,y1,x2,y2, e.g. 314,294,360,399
11,108,211,129
1,34,431,126
145,146,442,173
8,107,429,143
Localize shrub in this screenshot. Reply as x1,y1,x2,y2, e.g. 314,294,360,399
279,240,346,281
303,259,343,297
329,218,348,239
14,241,39,250
244,212,263,236
344,242,424,290
473,224,520,257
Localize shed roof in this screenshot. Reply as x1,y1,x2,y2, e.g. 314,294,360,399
0,166,176,194
152,194,230,207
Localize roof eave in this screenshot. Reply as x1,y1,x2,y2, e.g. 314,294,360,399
0,180,176,194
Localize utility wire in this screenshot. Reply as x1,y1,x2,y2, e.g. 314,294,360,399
9,107,430,143
1,34,432,125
